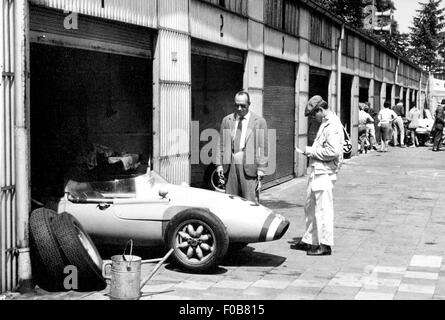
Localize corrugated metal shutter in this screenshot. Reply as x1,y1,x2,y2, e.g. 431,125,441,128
191,39,244,64
263,57,295,185
29,5,153,58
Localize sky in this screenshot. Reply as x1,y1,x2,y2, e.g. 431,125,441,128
392,0,422,33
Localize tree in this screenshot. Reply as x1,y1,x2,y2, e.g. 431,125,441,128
313,0,367,28
409,0,445,71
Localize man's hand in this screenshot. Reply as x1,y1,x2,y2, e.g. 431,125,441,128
216,165,224,177
257,171,265,180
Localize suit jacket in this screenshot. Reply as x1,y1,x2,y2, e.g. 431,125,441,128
215,112,268,177
435,105,445,130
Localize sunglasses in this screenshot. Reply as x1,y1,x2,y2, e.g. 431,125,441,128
235,104,248,108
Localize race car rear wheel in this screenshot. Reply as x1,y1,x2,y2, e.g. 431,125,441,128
165,209,229,272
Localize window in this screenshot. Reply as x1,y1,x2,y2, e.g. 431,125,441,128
202,0,247,16
264,0,299,36
310,13,333,49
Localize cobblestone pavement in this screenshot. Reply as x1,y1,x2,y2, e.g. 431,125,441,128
9,145,445,300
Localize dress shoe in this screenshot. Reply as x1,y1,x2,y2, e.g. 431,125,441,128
307,244,332,256
433,148,439,152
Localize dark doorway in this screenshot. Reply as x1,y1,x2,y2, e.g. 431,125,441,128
31,44,153,199
308,67,330,146
386,84,393,104
191,54,244,188
341,74,353,134
374,81,382,111
359,78,370,104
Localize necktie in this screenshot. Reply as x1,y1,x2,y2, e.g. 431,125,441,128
234,116,244,153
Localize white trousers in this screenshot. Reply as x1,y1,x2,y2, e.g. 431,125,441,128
302,172,335,246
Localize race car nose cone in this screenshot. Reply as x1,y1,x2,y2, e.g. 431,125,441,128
259,214,290,242
274,218,290,240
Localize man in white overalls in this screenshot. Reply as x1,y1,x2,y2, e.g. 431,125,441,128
300,96,344,256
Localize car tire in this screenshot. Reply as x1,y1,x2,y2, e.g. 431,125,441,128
29,208,67,291
165,208,229,272
51,212,105,291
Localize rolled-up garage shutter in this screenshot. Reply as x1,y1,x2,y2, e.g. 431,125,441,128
263,57,296,186
29,5,153,58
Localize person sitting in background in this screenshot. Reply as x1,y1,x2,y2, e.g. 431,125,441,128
391,102,406,148
432,100,445,152
378,101,397,152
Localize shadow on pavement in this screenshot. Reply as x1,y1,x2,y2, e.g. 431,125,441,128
260,199,303,209
221,246,286,267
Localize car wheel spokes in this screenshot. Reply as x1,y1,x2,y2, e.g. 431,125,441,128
175,220,215,263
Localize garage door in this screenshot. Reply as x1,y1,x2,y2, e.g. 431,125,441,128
29,5,153,58
263,57,296,185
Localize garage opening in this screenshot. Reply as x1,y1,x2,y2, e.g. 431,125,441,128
30,6,154,201
308,67,330,146
341,74,353,134
386,84,393,104
263,57,296,186
191,39,245,189
374,81,382,111
395,85,401,105
359,77,370,104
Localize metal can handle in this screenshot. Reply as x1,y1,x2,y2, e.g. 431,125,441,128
102,260,112,280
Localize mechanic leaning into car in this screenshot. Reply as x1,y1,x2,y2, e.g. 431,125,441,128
216,91,268,203
296,96,344,256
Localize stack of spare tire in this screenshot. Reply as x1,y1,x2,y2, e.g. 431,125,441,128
29,208,106,292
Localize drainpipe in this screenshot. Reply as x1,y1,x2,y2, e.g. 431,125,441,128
14,0,33,292
336,24,345,116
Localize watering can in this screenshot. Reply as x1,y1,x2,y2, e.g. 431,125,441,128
102,240,174,300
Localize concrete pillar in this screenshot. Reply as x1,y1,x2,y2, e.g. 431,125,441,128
391,84,396,107
154,0,191,185
296,61,310,177
369,79,375,110
244,2,264,117
405,88,410,114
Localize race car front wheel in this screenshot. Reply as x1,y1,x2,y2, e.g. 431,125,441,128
165,208,229,272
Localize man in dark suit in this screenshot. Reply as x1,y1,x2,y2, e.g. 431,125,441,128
433,100,445,152
216,91,268,202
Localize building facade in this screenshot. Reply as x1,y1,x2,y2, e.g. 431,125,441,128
1,0,425,292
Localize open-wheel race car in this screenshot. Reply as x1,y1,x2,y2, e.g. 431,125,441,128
56,169,290,272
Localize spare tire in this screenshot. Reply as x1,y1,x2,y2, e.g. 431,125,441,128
51,212,105,291
29,208,67,291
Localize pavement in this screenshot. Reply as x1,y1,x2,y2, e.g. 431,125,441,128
7,145,445,300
